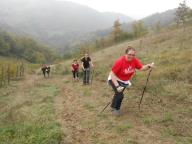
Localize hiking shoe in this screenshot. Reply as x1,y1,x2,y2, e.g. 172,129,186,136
112,110,121,116
111,107,116,111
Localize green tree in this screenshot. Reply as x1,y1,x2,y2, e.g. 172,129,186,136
153,21,162,34
132,20,148,38
112,19,122,42
0,30,57,63
187,9,192,23
175,0,191,28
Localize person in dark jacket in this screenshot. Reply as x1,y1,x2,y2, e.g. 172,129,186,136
81,53,94,85
41,64,50,78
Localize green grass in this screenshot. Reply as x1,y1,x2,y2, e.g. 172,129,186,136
82,87,92,97
142,115,156,125
159,112,174,123
83,103,95,111
123,138,138,144
116,122,132,133
0,83,63,144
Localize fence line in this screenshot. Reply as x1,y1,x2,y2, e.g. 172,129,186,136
0,63,25,87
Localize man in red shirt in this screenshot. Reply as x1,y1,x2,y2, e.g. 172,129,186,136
108,46,154,116
71,59,79,81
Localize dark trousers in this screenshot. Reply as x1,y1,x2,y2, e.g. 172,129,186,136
43,71,46,77
42,71,49,77
108,80,128,110
83,68,90,84
72,71,79,79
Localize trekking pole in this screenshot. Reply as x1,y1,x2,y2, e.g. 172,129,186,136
91,69,94,85
100,102,111,113
100,84,129,113
138,68,153,110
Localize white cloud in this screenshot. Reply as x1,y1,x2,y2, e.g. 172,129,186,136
58,0,192,19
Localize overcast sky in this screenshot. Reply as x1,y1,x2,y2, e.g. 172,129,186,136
58,0,192,19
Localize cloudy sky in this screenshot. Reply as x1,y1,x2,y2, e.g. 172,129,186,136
58,0,192,19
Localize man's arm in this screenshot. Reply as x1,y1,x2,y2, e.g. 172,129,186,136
80,58,85,70
81,62,85,70
90,61,94,68
89,57,94,68
110,71,120,87
110,71,125,92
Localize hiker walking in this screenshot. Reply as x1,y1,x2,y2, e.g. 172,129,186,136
81,53,94,85
71,59,79,82
41,64,51,78
108,46,154,116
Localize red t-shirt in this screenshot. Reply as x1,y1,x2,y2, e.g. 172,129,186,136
112,56,142,81
72,63,79,71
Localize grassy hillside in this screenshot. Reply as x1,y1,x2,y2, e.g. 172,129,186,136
89,26,192,143
58,26,192,143
0,26,191,144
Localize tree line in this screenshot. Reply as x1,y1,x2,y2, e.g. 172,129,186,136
0,30,57,63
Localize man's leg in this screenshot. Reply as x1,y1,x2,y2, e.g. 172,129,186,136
83,70,86,84
109,80,125,110
86,69,90,84
43,71,46,78
109,80,119,109
76,71,79,81
72,71,75,80
116,93,124,110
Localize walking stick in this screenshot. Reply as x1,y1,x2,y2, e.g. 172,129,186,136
138,68,153,110
91,69,94,85
100,102,111,113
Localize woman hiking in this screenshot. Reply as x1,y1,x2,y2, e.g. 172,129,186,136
71,59,79,82
81,53,94,85
108,46,154,116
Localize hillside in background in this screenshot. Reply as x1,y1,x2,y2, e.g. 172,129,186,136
0,30,56,63
87,9,177,44
0,0,178,54
121,9,176,32
0,0,133,51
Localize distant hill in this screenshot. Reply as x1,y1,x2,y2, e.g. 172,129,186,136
122,9,176,32
142,9,176,26
88,9,177,41
102,12,134,23
0,0,133,51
